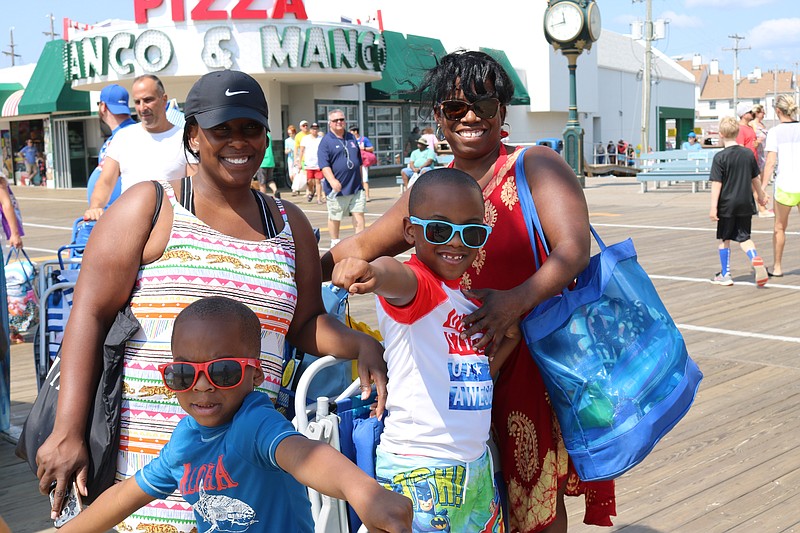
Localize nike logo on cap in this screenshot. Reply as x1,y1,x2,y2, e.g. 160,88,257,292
225,89,249,96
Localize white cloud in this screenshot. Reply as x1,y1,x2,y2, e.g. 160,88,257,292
747,18,800,49
685,0,775,7
658,11,702,29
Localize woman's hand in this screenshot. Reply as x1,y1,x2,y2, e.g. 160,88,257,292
36,431,90,516
461,287,527,356
8,233,22,249
355,336,388,420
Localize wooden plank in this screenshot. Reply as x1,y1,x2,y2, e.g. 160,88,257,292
567,368,800,529
7,178,800,532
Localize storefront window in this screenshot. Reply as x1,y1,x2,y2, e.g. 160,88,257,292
367,104,403,166
315,102,359,133
7,120,45,186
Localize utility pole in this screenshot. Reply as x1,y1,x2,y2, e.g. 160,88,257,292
641,0,652,156
632,0,667,152
632,0,653,155
2,27,21,66
724,34,749,111
43,13,59,41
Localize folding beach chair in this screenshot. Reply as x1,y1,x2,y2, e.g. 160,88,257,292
33,218,94,389
294,355,379,533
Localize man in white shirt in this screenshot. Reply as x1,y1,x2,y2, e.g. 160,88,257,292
85,75,191,220
297,123,323,203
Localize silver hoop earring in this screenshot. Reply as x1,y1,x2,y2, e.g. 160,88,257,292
435,125,442,139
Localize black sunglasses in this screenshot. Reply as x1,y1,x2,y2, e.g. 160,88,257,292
330,118,346,123
158,358,260,392
409,216,492,248
438,98,501,121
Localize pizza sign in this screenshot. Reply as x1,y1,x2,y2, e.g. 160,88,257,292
133,0,309,24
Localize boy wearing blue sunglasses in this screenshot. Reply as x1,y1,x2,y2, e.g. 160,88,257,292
332,168,519,532
56,296,412,533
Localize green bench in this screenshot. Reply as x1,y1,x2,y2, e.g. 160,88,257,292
637,149,720,193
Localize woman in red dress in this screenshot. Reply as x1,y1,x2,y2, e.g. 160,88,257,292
324,50,615,532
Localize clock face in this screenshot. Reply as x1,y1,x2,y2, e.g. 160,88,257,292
588,3,602,41
545,2,584,43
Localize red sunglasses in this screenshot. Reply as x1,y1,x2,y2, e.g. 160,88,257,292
158,358,261,392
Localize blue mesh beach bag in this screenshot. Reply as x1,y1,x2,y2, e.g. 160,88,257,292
514,149,702,481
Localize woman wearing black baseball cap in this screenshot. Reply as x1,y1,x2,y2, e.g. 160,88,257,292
36,70,389,532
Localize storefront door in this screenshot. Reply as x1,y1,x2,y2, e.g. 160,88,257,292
67,121,88,187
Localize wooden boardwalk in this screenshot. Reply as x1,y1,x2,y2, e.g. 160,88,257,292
3,177,800,532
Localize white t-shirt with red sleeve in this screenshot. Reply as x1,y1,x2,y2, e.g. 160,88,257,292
376,255,492,463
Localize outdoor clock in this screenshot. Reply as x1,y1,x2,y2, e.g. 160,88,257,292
544,1,584,43
587,2,602,42
543,0,602,51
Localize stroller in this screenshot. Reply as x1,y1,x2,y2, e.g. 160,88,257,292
294,355,379,533
33,218,94,389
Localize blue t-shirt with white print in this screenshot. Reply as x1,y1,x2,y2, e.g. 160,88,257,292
136,392,313,532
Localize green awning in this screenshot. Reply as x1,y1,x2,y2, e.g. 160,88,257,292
0,83,24,111
367,31,446,101
480,47,530,106
18,40,90,115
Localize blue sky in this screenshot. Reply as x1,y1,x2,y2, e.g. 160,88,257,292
3,1,799,77
601,0,800,75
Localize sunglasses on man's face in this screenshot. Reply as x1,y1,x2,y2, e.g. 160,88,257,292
330,118,346,123
158,358,260,392
438,98,501,121
409,216,492,249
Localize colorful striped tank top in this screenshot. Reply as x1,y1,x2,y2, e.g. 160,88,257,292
116,181,296,532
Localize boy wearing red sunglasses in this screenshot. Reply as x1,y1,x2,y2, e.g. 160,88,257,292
57,296,411,533
332,169,519,532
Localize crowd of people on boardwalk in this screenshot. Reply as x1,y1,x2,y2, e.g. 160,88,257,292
6,49,800,533
594,139,637,166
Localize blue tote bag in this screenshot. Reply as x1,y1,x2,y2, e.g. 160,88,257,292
514,150,702,481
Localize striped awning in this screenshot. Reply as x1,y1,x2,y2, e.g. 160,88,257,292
1,89,24,117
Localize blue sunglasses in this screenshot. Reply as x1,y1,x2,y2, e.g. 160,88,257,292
409,216,492,248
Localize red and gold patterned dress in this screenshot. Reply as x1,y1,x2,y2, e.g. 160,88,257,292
461,146,616,532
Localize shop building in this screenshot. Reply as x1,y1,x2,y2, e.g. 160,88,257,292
0,1,695,190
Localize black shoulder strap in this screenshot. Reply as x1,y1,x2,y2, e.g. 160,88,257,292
151,181,164,230
252,190,277,238
181,176,193,212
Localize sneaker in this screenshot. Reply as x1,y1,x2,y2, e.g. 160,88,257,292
758,209,775,218
752,256,768,287
712,272,733,286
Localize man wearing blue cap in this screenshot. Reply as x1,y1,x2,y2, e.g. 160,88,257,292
86,84,136,207
681,131,703,151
